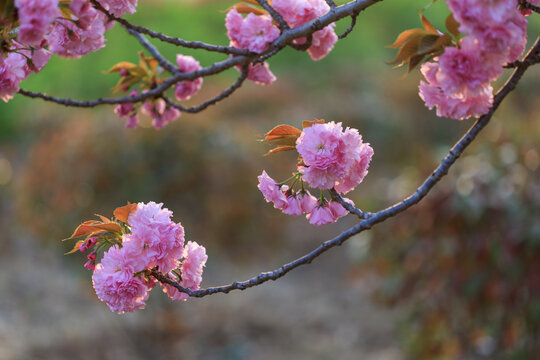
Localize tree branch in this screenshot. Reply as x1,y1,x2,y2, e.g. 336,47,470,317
18,0,384,108
151,37,540,298
162,65,249,114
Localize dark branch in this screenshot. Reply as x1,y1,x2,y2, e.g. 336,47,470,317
151,37,540,298
19,0,385,108
90,0,251,56
338,13,359,39
330,188,372,219
163,65,249,114
255,0,290,31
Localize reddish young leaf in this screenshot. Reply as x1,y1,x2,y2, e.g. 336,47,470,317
388,29,430,49
446,13,461,39
302,119,325,129
265,145,296,156
108,61,138,73
419,11,438,34
114,202,137,223
92,223,122,233
65,239,85,255
65,224,104,240
233,3,268,16
263,124,302,141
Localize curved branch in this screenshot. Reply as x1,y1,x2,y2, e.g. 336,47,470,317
18,0,384,108
338,13,359,39
90,0,251,56
151,37,540,298
163,65,249,114
255,0,290,30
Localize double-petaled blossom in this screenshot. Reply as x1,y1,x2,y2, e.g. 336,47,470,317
88,202,207,313
14,0,60,46
97,0,138,17
296,122,374,193
49,14,107,58
418,0,528,120
141,99,181,129
163,241,208,301
92,245,153,313
225,9,280,54
175,55,203,101
225,8,279,85
0,53,28,102
272,0,338,60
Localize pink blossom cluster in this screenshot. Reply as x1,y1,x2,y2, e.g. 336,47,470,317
90,202,207,313
113,54,204,129
0,49,51,102
225,9,279,85
175,55,203,101
115,97,181,129
272,0,338,61
296,122,374,194
1,0,140,102
224,0,338,85
15,0,60,46
419,0,528,120
257,171,355,226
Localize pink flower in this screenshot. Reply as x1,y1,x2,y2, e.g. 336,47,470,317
175,55,203,101
97,0,138,17
245,62,276,85
49,15,106,58
329,198,353,219
272,0,329,27
257,170,288,209
125,202,185,273
225,8,280,54
471,12,527,64
298,191,318,213
0,53,29,102
163,241,207,301
307,25,338,61
92,245,152,313
142,100,181,129
125,114,139,128
436,39,499,96
114,91,137,117
272,0,337,60
282,194,303,216
446,0,518,32
306,203,336,226
296,122,373,193
14,0,60,46
70,0,99,30
419,80,493,120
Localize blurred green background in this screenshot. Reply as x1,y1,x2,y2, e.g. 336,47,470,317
0,0,539,359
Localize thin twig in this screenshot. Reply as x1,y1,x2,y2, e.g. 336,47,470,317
338,13,359,39
19,0,384,108
151,37,540,298
163,65,249,114
90,0,251,56
255,0,290,30
330,189,372,219
325,0,338,9
125,28,178,74
289,34,313,51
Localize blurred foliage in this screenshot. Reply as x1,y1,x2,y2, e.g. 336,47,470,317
361,107,540,359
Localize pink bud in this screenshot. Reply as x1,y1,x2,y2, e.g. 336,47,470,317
84,260,96,271
87,252,97,261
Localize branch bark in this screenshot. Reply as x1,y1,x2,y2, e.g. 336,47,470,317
151,37,540,298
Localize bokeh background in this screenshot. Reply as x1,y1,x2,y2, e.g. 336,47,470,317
0,0,539,359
